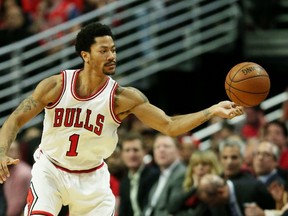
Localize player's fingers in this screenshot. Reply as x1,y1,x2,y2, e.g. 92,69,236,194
229,112,236,118
235,108,243,116
0,162,9,183
7,159,20,165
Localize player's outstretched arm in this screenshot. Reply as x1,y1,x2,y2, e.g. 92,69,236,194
115,87,244,137
0,75,62,183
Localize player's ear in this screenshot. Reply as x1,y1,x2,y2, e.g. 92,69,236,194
81,51,89,63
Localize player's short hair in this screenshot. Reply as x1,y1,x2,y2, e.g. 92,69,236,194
75,22,114,57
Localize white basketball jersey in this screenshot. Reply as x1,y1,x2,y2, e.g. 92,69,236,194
39,70,121,170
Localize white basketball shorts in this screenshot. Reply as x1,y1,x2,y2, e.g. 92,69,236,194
24,149,115,216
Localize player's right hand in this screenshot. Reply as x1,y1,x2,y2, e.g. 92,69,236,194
0,155,20,183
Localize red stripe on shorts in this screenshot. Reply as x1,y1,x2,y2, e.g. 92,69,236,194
53,162,104,173
31,210,54,216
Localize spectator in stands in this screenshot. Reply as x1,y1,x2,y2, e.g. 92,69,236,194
207,118,235,154
240,106,266,139
281,93,288,129
143,133,186,216
105,146,126,216
4,140,31,216
30,0,81,55
267,177,288,212
219,135,254,181
197,173,275,216
263,119,288,170
242,137,259,174
244,176,288,216
177,134,200,166
32,0,80,31
168,150,222,216
18,126,42,166
253,140,286,187
0,0,31,27
82,0,112,20
119,132,159,216
0,4,32,48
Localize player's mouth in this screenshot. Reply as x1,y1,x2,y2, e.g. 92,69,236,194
105,62,116,67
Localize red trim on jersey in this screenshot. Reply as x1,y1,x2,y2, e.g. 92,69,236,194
110,82,121,124
53,161,104,173
46,71,67,109
71,71,109,101
30,210,54,216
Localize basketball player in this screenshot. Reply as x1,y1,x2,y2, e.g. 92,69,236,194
0,22,244,215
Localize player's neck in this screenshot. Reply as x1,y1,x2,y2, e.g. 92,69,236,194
76,70,108,97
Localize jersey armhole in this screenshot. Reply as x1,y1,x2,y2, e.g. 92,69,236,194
110,82,121,124
46,71,66,109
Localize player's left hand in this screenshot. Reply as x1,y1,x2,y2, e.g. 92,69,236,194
0,155,20,184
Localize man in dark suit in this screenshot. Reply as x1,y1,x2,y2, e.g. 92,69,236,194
119,132,159,216
197,174,275,216
143,133,186,216
219,135,254,181
253,140,287,187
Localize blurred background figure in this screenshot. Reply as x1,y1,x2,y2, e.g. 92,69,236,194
263,120,288,170
242,137,259,174
244,176,288,216
4,140,31,216
105,146,126,216
197,173,275,216
219,135,254,181
0,3,32,47
177,134,200,166
207,118,236,154
267,177,288,213
144,133,186,216
252,140,286,187
240,106,266,140
119,132,159,216
168,150,222,216
18,126,42,167
281,94,288,129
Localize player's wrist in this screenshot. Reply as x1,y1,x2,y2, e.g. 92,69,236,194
203,107,215,121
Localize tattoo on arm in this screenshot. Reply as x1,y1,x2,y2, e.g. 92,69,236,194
13,96,38,115
202,109,211,123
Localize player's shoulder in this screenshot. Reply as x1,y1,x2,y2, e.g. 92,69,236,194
35,74,63,97
116,86,149,103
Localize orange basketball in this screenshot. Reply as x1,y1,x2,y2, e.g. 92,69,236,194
225,62,270,107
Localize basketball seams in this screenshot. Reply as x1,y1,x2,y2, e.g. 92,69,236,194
225,83,270,94
226,63,256,100
228,91,251,107
228,75,270,83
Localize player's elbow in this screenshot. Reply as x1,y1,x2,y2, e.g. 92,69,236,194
161,127,179,137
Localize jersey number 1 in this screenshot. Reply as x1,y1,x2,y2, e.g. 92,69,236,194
66,134,79,156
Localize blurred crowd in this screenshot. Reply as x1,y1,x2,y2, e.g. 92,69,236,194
0,97,287,216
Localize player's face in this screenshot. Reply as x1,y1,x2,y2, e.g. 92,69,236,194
88,36,117,75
